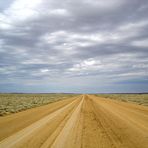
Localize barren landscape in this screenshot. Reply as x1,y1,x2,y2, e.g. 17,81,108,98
1,0,148,147
0,94,77,116
0,94,148,148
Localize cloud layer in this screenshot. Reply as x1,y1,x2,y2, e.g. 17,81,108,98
0,0,148,93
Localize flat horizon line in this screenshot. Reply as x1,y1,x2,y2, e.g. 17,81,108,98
0,92,148,94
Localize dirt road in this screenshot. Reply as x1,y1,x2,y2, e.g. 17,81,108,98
0,95,148,148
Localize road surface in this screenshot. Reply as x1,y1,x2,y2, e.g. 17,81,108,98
0,95,148,148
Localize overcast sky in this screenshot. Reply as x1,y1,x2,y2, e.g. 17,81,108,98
0,0,148,93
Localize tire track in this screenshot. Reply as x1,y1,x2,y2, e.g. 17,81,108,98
0,96,82,148
50,95,84,148
89,95,148,148
0,96,78,141
0,95,147,148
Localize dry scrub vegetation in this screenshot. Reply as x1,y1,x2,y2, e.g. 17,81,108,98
96,94,148,106
0,93,77,116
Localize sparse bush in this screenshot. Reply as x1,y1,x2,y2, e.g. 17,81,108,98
0,93,77,116
95,94,148,106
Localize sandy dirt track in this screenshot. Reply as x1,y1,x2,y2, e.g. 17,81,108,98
0,95,148,148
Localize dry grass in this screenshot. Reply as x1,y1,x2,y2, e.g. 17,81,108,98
95,94,148,106
0,93,77,116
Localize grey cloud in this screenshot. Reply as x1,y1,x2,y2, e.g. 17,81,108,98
0,0,14,12
0,0,148,92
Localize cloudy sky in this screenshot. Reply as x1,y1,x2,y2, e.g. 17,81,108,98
0,0,148,93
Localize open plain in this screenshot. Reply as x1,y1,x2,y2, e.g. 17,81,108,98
0,95,148,148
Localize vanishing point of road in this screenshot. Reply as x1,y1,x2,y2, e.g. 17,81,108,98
0,95,148,148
